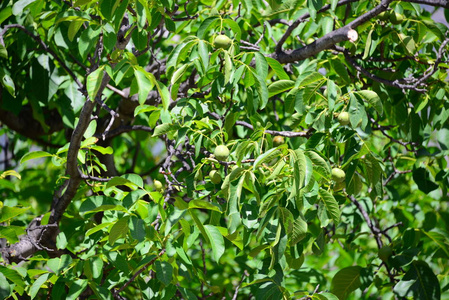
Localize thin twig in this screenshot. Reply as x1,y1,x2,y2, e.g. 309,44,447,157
115,249,166,295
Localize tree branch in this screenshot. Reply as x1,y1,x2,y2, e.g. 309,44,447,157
401,0,449,8
273,0,392,63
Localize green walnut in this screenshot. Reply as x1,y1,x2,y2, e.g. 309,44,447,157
154,180,163,191
332,168,346,183
214,34,232,50
209,170,222,184
389,12,404,25
214,145,230,161
337,112,350,126
378,245,393,262
273,136,285,147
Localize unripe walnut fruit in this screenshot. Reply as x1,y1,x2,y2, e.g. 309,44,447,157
332,168,346,183
214,35,232,50
209,170,222,184
273,136,285,147
214,145,230,161
337,112,350,126
154,180,163,191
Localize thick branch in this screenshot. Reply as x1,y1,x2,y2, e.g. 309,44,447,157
401,0,449,8
49,74,110,224
273,0,392,63
275,0,359,52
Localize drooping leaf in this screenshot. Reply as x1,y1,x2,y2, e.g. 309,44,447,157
203,225,225,262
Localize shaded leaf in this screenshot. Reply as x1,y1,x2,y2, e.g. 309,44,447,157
331,266,362,299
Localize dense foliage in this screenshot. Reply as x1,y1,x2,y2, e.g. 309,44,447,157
1,0,449,299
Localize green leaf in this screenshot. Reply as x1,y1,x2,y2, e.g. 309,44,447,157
0,271,11,299
20,151,53,164
266,57,289,80
12,0,36,15
297,72,325,87
171,63,189,86
68,20,84,41
319,189,341,225
268,80,295,97
253,148,280,170
152,123,180,137
223,18,242,41
217,226,244,250
277,207,294,235
155,80,170,110
83,120,97,139
307,0,322,20
47,255,73,274
66,279,88,300
252,70,269,109
86,222,113,236
0,44,7,59
90,145,113,155
326,79,337,111
0,266,24,296
2,74,15,97
134,66,154,105
86,66,105,101
290,148,307,192
363,29,373,60
255,52,268,80
356,90,383,115
331,266,363,299
0,226,25,243
421,230,449,257
155,261,173,286
135,0,146,30
203,225,225,262
109,216,129,244
330,59,350,84
348,93,365,128
224,52,233,84
0,170,21,180
122,173,144,188
412,167,438,193
0,206,30,223
189,200,222,213
30,273,50,299
305,151,331,178
290,216,307,245
197,16,219,39
0,6,12,25
105,177,138,190
198,40,209,70
393,261,440,299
